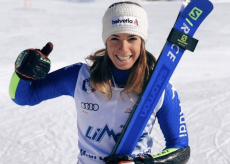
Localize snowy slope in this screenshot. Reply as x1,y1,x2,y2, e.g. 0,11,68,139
0,0,230,164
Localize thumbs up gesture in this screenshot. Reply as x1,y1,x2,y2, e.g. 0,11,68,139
15,42,53,80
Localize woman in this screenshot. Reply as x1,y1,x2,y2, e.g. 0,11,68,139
9,1,190,164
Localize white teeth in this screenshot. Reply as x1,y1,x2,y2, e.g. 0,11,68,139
117,55,131,61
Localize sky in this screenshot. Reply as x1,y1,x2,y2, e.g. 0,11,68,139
0,0,230,164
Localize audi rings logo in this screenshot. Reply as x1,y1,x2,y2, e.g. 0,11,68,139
81,102,99,111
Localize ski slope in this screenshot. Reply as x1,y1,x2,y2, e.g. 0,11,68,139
0,0,230,163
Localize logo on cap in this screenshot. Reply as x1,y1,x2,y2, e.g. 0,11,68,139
111,16,140,27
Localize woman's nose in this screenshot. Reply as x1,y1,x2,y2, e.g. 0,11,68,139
119,40,129,53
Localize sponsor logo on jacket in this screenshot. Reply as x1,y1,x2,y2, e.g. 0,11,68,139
82,78,95,93
81,102,99,111
86,124,120,143
179,111,187,137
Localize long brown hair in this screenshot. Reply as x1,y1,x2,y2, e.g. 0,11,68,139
85,40,156,100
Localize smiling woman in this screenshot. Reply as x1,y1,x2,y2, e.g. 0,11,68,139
107,34,142,70
86,32,156,99
9,1,190,164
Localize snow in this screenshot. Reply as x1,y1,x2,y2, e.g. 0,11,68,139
0,0,230,163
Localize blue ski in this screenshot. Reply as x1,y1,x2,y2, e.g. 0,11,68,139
111,0,213,155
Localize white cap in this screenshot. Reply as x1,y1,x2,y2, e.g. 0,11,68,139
102,3,148,44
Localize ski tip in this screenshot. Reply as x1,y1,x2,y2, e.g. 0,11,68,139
180,0,191,13
180,0,214,14
209,0,214,11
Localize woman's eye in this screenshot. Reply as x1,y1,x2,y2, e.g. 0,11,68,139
129,37,137,41
111,37,119,41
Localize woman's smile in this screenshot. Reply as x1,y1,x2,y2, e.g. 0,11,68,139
115,54,133,61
